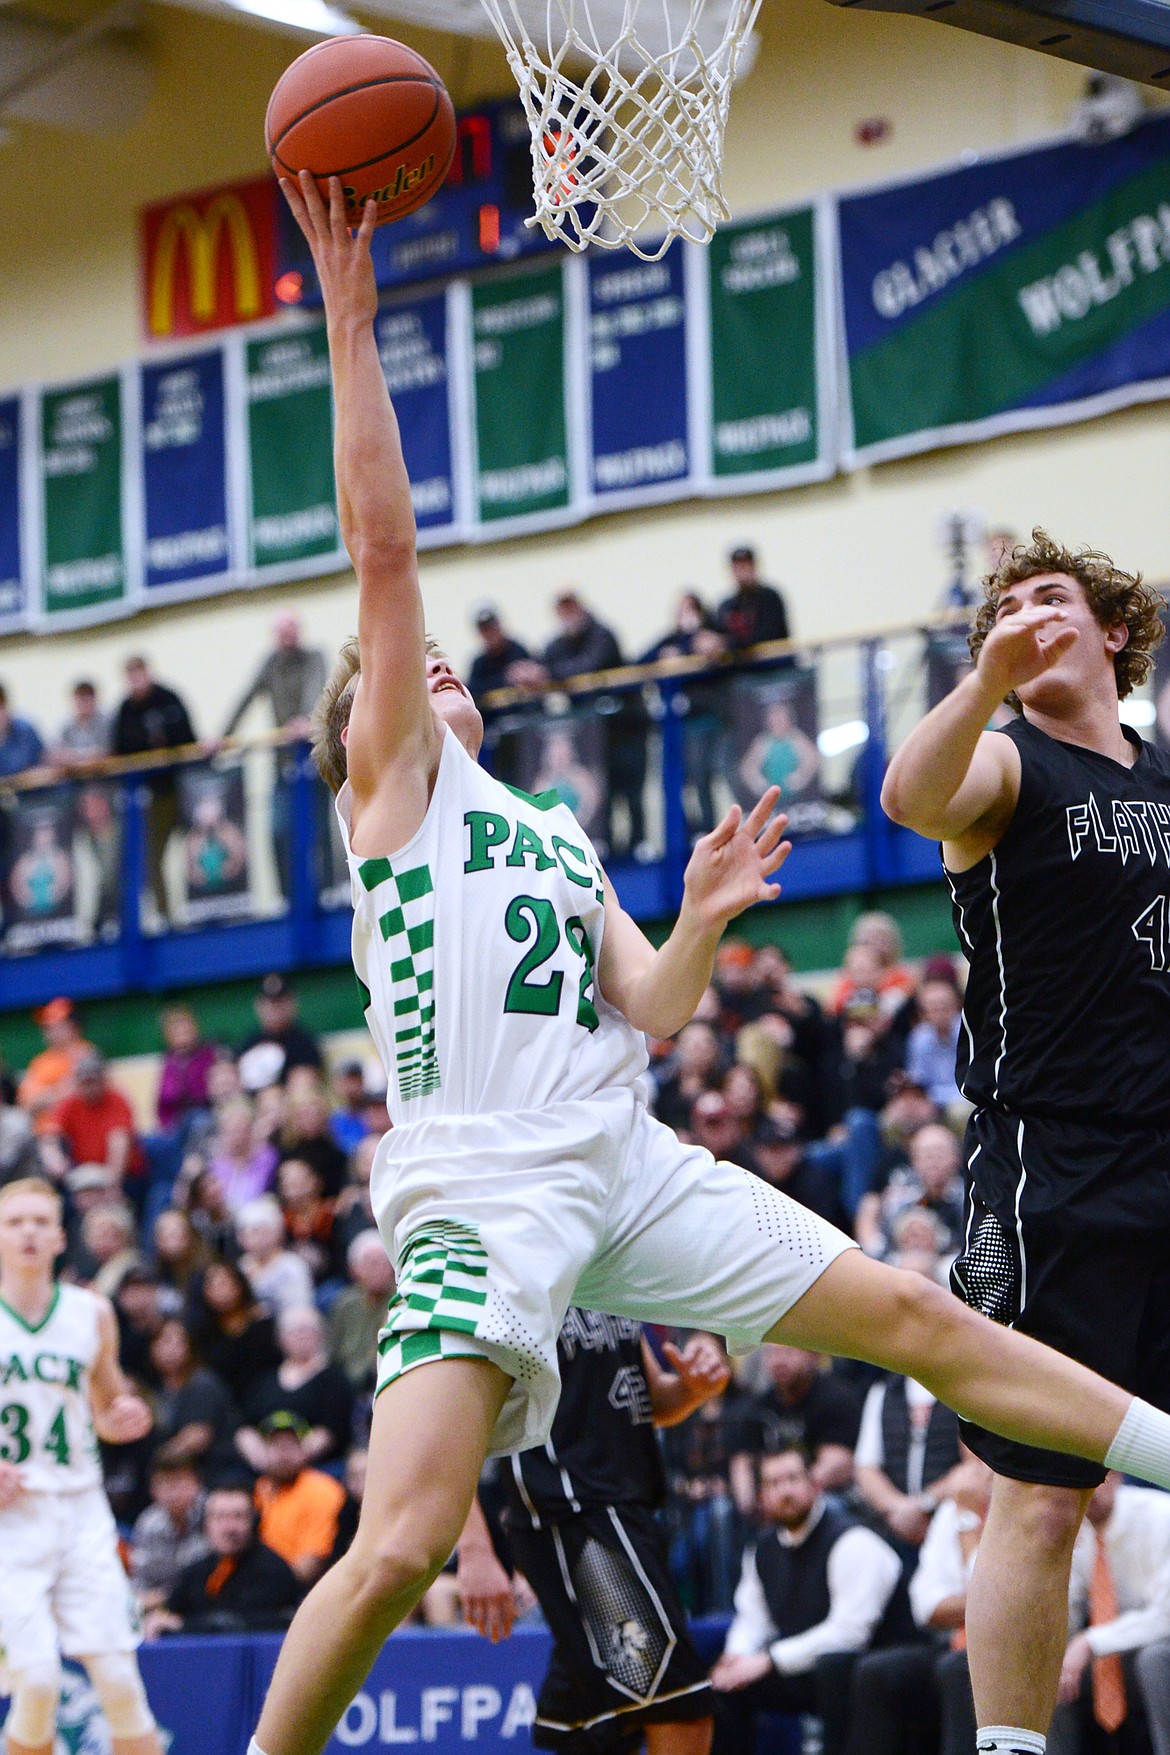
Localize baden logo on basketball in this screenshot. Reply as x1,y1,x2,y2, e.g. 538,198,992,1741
344,156,437,211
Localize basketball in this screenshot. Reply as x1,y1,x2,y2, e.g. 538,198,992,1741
265,35,457,227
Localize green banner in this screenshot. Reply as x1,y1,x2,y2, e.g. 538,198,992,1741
708,210,823,480
246,325,339,570
472,266,570,525
41,376,127,620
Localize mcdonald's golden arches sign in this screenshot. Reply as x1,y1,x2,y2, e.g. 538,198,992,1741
141,178,279,340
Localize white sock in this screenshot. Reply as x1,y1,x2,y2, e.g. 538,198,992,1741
247,1742,270,1755
1105,1398,1170,1489
976,1731,1045,1754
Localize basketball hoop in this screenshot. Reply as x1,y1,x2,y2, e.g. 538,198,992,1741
475,0,763,260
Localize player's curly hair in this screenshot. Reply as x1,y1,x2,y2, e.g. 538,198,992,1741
311,634,448,795
968,527,1164,709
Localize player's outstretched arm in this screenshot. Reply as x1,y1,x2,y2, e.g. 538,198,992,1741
89,1299,153,1445
281,172,434,799
880,602,1074,846
598,789,791,1039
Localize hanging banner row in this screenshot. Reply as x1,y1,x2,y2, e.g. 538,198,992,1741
0,202,834,633
5,110,1170,632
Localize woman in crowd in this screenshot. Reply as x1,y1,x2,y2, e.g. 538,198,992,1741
192,1259,281,1407
237,1304,354,1469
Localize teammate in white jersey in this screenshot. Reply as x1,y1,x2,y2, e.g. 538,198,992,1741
0,1177,162,1755
249,175,1170,1755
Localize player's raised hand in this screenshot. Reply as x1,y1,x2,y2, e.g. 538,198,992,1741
976,602,1079,698
681,787,792,931
0,1459,26,1509
94,1392,153,1445
663,1334,731,1409
280,172,378,327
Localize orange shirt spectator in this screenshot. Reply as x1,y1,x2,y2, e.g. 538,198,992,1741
52,1051,145,1181
253,1412,346,1586
18,997,94,1135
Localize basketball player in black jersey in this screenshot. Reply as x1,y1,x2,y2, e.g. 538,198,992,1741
490,1309,729,1755
882,530,1170,1755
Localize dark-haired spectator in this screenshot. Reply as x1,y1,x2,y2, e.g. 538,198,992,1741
194,1260,281,1406
237,1196,313,1316
642,590,726,836
114,1266,168,1383
467,604,533,701
651,1021,724,1132
855,1123,965,1260
48,1049,144,1193
713,546,791,652
236,974,322,1090
0,681,46,777
689,1090,754,1172
277,1157,342,1285
149,1483,300,1636
329,1230,396,1395
149,1316,239,1476
130,1458,211,1609
51,679,112,767
180,1165,238,1259
281,1085,347,1198
239,1306,354,1468
151,1208,211,1305
204,1096,278,1212
328,1062,369,1157
17,997,94,1134
733,1346,862,1494
253,1411,347,1586
750,1116,848,1230
112,655,196,926
905,978,965,1113
156,1005,218,1137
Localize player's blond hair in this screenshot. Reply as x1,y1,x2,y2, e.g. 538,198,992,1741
311,634,448,796
968,528,1165,710
0,1176,64,1219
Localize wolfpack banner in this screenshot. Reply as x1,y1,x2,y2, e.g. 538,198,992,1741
839,112,1170,463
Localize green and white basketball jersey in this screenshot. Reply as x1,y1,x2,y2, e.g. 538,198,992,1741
0,1283,102,1492
337,730,649,1123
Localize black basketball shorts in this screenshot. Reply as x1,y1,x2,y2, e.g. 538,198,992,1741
508,1504,714,1754
950,1106,1170,1489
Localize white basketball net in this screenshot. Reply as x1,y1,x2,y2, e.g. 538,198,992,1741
476,0,763,259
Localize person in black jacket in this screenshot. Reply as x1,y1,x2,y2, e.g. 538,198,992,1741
148,1483,301,1635
544,591,649,859
111,655,196,925
713,547,791,653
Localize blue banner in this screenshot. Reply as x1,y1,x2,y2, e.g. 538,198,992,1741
0,395,23,628
588,242,690,507
142,349,231,595
375,293,458,539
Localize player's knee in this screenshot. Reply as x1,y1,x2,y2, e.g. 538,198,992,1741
347,1521,450,1612
82,1652,156,1737
884,1266,961,1358
991,1477,1089,1556
8,1658,64,1747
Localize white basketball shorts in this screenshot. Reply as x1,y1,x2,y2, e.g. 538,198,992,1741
0,1486,141,1669
372,1086,855,1453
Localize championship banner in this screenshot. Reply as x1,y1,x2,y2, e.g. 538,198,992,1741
471,264,573,528
588,241,690,508
39,374,131,624
246,323,343,576
706,206,833,487
375,293,458,540
0,396,24,629
839,112,1170,464
141,349,232,599
141,176,278,341
2,788,79,953
178,761,251,924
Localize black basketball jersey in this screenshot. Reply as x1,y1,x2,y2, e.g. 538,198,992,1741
947,716,1170,1124
504,1308,667,1526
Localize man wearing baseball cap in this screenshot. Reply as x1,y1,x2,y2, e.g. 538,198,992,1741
17,999,94,1133
237,976,323,1090
254,1412,346,1587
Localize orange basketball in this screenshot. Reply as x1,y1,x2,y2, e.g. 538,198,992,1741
265,35,457,228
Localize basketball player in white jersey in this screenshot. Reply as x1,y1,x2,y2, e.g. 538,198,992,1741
248,174,1170,1755
0,1178,162,1755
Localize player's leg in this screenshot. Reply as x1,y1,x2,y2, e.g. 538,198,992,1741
76,1654,161,1755
962,1478,1091,1737
4,1659,61,1755
644,1719,713,1754
1,1501,69,1755
251,1355,510,1755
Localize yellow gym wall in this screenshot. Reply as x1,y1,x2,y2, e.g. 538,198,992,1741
0,0,1168,740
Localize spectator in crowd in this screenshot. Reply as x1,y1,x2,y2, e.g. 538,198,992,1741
333,1132,378,1256
0,680,46,776
710,1445,907,1755
156,1004,218,1137
149,1482,300,1636
734,1345,862,1493
276,1156,342,1286
855,1122,966,1259
253,1410,347,1586
17,996,93,1133
0,1089,38,1184
130,1457,211,1609
193,1259,281,1406
204,1096,279,1212
642,590,726,836
180,1165,238,1260
46,1048,145,1194
328,1445,366,1569
236,974,323,1090
328,1062,369,1157
220,613,328,899
328,1229,395,1395
651,1019,725,1132
80,1200,142,1296
713,546,791,652
905,975,966,1113
75,779,121,938
830,913,918,1019
148,1315,239,1476
689,1089,756,1172
111,654,197,925
237,1196,314,1316
114,1265,168,1381
239,1305,354,1467
281,1083,347,1198
749,1115,848,1230
151,1207,210,1304
466,604,533,700
51,679,112,767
